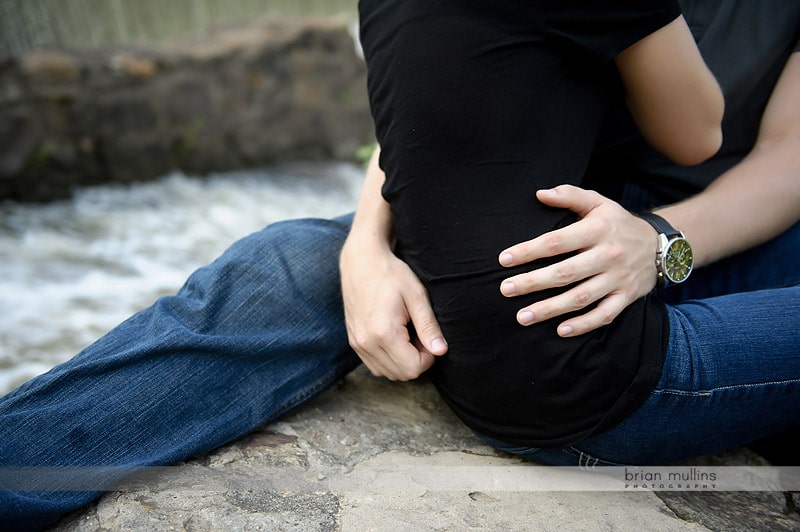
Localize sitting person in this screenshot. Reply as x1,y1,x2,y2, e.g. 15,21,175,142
356,0,724,448
346,0,800,465
2,0,799,529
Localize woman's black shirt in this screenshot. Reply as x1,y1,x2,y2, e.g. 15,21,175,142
359,0,679,447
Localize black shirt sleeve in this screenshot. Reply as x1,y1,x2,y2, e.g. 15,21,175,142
545,0,682,63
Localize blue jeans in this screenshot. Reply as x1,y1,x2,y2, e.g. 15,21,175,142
1,212,799,529
0,215,361,530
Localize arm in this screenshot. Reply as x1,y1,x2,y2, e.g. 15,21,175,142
657,52,800,265
499,51,800,336
339,146,448,380
614,15,724,166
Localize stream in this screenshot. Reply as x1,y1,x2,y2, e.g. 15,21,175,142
0,163,362,395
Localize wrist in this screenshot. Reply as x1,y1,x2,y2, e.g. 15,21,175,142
638,212,694,288
341,227,394,268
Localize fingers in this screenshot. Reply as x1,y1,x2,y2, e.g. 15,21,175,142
372,284,446,380
512,274,610,327
499,186,608,268
375,337,437,381
535,185,604,217
554,293,631,337
499,221,598,269
496,186,658,337
405,284,448,357
512,278,633,338
348,311,436,381
342,252,447,382
500,229,580,268
500,211,611,272
500,248,605,296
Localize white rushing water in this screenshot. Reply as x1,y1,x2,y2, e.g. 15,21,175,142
0,162,363,395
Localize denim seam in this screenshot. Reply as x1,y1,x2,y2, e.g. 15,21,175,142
655,376,800,397
272,376,336,421
575,450,601,469
270,354,358,424
711,377,800,391
655,389,712,397
570,447,624,467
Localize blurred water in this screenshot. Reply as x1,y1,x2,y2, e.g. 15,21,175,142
0,0,357,53
0,163,362,395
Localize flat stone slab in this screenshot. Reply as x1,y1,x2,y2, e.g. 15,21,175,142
51,367,800,531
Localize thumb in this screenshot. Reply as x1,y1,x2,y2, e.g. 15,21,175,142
407,294,448,356
536,185,602,218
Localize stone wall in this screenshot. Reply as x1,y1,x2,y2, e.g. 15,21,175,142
0,17,373,202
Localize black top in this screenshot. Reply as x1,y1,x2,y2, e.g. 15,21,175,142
359,0,679,446
586,0,800,206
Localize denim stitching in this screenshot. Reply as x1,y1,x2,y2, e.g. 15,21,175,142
270,354,359,422
710,377,800,391
655,389,712,397
577,450,599,469
655,376,800,397
573,448,621,467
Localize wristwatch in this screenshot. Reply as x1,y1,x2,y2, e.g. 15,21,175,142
638,212,693,288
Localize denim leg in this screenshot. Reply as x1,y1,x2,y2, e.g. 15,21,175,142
484,284,800,466
0,214,360,530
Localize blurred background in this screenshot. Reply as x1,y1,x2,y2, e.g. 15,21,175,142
0,1,368,394
0,0,356,53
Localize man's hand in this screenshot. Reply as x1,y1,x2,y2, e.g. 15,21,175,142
498,185,658,337
340,238,448,381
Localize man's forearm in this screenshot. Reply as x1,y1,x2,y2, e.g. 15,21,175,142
656,136,800,268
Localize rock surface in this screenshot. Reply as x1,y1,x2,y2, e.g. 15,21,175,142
51,366,800,531
0,17,373,202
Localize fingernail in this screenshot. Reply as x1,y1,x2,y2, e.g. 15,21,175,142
431,338,447,352
559,325,574,337
500,281,515,296
541,188,557,197
518,310,534,325
499,253,513,266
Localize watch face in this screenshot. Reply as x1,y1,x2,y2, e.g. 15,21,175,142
664,238,693,283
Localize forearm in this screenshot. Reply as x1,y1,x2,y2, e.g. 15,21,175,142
656,136,800,268
342,146,394,256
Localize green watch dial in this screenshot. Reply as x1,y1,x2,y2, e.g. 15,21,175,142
664,238,693,283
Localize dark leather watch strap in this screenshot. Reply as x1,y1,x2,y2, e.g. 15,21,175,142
638,212,680,239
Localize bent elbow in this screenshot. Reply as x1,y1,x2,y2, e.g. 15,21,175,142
668,126,724,166
652,88,725,166
672,94,725,166
701,127,724,164
674,127,723,166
